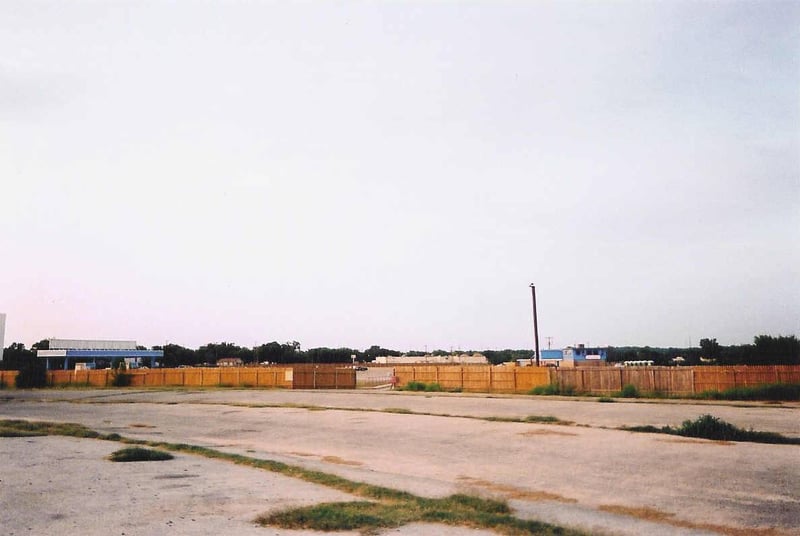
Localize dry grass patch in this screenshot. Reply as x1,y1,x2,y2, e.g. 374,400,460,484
322,455,363,466
598,504,786,536
458,477,578,504
520,429,578,437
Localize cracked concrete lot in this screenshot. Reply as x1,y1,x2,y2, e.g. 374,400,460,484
1,389,798,535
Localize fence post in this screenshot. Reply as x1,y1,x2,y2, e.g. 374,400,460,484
488,366,492,393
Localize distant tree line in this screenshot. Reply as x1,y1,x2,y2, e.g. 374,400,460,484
606,335,799,366
1,335,797,370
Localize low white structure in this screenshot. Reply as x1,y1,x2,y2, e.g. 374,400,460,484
373,354,488,365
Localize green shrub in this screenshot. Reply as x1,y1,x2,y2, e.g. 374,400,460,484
405,381,426,391
424,383,442,392
108,447,174,462
529,384,576,396
530,384,558,395
598,397,615,403
619,384,639,398
624,414,800,445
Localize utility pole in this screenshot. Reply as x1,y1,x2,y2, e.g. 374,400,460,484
529,284,540,367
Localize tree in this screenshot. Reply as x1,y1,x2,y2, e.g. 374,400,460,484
699,338,721,362
753,335,799,365
1,343,36,370
160,344,198,367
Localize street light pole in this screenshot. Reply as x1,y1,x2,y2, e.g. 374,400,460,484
530,284,540,367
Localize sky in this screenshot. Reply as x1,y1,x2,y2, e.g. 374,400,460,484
1,1,798,352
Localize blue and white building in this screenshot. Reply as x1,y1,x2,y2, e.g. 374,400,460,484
37,339,162,370
539,345,608,367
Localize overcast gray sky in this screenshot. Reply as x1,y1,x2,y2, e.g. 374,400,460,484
2,1,798,351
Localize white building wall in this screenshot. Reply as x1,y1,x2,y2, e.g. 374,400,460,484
0,313,5,361
48,339,137,350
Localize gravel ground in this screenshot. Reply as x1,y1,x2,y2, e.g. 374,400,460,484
1,388,798,536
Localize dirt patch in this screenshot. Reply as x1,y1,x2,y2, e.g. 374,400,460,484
458,477,578,504
519,429,578,437
598,504,788,536
128,423,156,428
654,437,733,446
322,455,363,466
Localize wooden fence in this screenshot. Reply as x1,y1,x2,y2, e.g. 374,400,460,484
392,364,550,393
692,365,800,393
291,365,357,390
0,370,19,387
43,367,294,389
390,364,800,396
2,365,798,396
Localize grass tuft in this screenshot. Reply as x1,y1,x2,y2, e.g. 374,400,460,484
108,447,174,462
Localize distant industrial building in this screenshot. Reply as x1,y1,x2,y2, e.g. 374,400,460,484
216,357,244,367
37,339,163,370
373,353,488,365
536,345,608,367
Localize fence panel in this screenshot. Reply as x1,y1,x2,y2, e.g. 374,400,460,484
87,370,109,387
392,365,415,387
162,369,184,386
693,367,735,393
653,368,693,396
462,366,490,392
514,367,551,392
258,368,292,388
433,366,461,390
238,368,258,387
47,370,71,386
409,366,439,385
490,367,517,393
127,372,147,387
218,368,239,386
291,366,355,389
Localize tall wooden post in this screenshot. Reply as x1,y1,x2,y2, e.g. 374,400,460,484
530,284,540,367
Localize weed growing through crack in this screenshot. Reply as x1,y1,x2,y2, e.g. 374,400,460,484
109,447,173,462
622,414,800,445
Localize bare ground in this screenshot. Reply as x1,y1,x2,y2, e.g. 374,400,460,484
1,388,798,535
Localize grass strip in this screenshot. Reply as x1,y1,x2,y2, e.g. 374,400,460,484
695,383,800,402
622,414,800,445
0,418,584,535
